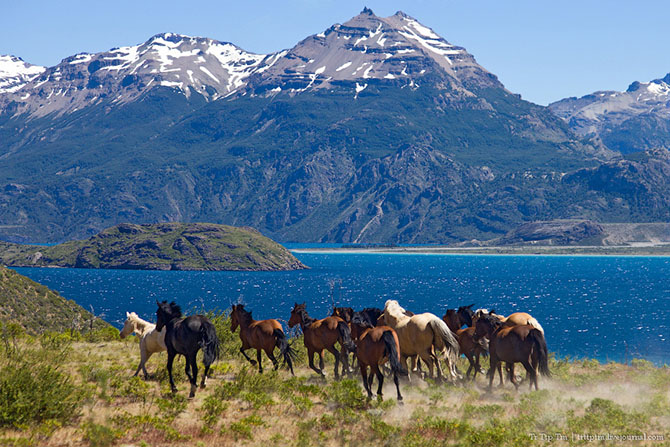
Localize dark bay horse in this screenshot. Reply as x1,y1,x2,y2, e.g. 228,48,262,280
231,304,295,375
350,316,406,401
474,313,550,390
443,305,487,380
332,306,383,327
156,301,220,398
289,303,356,379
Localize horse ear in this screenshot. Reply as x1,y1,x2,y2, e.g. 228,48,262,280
156,300,160,306
126,311,130,317
467,304,474,308
490,309,496,314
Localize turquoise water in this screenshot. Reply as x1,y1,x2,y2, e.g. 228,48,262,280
14,252,670,364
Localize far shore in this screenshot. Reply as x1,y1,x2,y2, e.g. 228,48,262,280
291,243,670,256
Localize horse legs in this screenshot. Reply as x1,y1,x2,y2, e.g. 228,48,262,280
256,349,263,374
201,363,210,389
266,349,279,371
464,351,475,380
239,347,256,366
507,363,519,390
307,349,324,377
400,355,412,382
188,354,198,398
166,350,177,394
487,353,499,391
360,363,373,399
374,366,384,398
521,358,538,390
134,340,148,378
392,369,403,401
327,346,341,380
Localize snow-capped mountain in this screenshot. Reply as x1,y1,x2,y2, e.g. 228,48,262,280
245,8,501,95
0,33,269,116
0,9,502,117
550,74,670,153
0,55,45,94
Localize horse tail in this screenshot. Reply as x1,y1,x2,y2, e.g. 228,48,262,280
337,321,356,353
273,328,297,375
527,317,545,335
382,330,407,376
200,321,220,366
529,329,551,377
428,317,459,365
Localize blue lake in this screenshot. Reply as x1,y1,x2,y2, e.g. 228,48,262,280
14,252,670,364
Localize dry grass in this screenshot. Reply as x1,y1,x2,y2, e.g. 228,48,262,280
1,330,669,447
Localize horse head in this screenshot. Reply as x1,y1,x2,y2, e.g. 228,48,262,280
288,302,306,328
119,311,137,339
231,304,241,332
156,300,182,331
457,304,475,327
474,314,501,341
350,315,373,340
443,309,461,332
332,306,353,323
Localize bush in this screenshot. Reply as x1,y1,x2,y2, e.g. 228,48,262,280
0,361,83,427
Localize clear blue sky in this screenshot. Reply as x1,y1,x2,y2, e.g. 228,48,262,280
2,0,668,105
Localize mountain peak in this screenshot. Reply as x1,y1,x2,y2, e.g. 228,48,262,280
360,7,375,16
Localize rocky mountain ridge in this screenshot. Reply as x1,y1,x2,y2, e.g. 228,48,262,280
0,9,506,118
549,73,670,153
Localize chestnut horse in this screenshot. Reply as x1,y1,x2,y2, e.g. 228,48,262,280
231,304,295,375
474,313,550,390
288,303,356,379
473,309,545,334
350,316,406,401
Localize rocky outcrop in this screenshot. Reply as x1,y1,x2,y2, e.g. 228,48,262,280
493,220,605,246
0,223,306,271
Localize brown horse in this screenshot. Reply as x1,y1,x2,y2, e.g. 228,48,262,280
473,309,545,334
474,314,550,390
288,303,356,379
443,308,488,380
231,304,296,375
350,316,406,401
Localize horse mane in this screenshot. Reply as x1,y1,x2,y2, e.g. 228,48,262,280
235,305,253,325
159,300,183,319
293,303,317,327
480,313,504,330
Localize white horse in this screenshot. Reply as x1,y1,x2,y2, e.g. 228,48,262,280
380,300,460,382
120,311,166,378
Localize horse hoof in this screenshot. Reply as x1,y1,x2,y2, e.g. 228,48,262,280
250,360,257,366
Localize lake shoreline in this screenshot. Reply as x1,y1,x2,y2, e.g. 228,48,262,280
290,244,670,257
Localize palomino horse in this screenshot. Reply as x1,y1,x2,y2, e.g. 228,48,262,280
442,309,488,380
473,309,545,334
231,304,295,375
350,315,406,401
120,311,166,378
288,303,356,379
474,313,550,390
156,301,220,398
379,300,460,382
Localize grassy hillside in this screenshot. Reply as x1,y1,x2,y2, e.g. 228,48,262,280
0,313,668,446
0,266,109,335
0,223,306,271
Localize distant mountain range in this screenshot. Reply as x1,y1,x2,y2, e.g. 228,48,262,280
550,74,670,154
0,9,668,244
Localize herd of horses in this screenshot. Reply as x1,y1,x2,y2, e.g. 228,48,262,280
119,300,550,400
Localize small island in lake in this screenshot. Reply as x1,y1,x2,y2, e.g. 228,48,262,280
0,223,307,271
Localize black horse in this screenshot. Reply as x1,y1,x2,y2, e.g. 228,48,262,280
155,301,220,398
